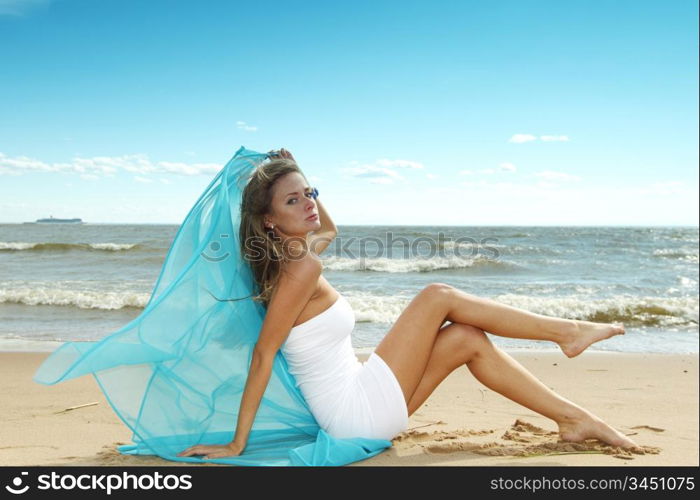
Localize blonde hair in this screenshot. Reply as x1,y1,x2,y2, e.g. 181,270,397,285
239,158,307,307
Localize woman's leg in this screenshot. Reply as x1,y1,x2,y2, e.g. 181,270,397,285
374,283,631,446
440,285,625,358
463,327,636,447
405,321,637,448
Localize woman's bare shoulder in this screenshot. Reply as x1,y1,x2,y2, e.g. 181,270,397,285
268,254,322,312
283,251,322,280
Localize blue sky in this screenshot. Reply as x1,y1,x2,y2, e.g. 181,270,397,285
0,0,697,225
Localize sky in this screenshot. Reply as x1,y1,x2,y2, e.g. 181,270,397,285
0,0,698,226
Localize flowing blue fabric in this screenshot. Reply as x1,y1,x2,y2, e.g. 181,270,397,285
33,146,392,466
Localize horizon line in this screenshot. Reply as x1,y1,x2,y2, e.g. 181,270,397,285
1,222,698,228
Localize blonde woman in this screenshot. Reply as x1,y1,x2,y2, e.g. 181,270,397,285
178,148,637,459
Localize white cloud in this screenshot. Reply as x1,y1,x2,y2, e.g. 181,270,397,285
458,163,516,176
540,135,570,142
134,176,153,183
426,173,437,180
533,171,582,182
0,152,55,172
236,120,258,132
158,161,220,176
80,174,99,181
508,134,538,143
0,166,22,176
341,164,406,184
339,157,425,185
0,152,223,178
375,158,424,169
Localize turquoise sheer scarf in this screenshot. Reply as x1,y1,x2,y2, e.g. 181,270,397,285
33,146,392,466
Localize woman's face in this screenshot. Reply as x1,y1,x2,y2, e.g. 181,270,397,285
265,172,321,240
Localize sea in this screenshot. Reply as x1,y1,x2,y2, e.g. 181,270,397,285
0,223,697,354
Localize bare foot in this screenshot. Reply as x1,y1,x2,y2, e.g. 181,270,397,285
558,411,639,449
558,320,625,358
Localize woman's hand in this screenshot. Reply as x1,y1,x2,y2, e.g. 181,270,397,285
176,441,245,459
270,148,296,162
279,148,295,161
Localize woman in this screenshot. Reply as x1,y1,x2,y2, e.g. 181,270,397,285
178,148,638,459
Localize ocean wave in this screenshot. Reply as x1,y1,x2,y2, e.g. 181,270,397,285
341,292,699,328
0,241,140,252
678,276,698,288
652,248,698,263
343,293,408,323
0,286,150,310
321,255,521,273
1,282,696,329
441,241,506,251
441,241,566,256
499,233,531,238
490,293,698,328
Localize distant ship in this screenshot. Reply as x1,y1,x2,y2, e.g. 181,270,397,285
34,216,84,224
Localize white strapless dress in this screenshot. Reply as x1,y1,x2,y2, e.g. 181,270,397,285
280,293,409,441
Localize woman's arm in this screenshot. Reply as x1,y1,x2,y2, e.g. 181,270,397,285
177,253,322,459
274,148,337,255
308,196,338,256
237,255,322,442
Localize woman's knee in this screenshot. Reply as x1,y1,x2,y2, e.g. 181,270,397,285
448,323,491,362
419,282,454,304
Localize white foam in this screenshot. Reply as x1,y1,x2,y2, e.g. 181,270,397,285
652,247,699,263
0,286,150,310
321,254,517,273
0,242,37,250
679,276,698,288
490,293,699,328
0,281,696,328
0,241,137,251
343,292,408,323
89,243,137,251
0,338,65,352
343,291,698,328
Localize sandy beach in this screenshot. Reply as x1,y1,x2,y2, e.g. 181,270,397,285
1,350,696,467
